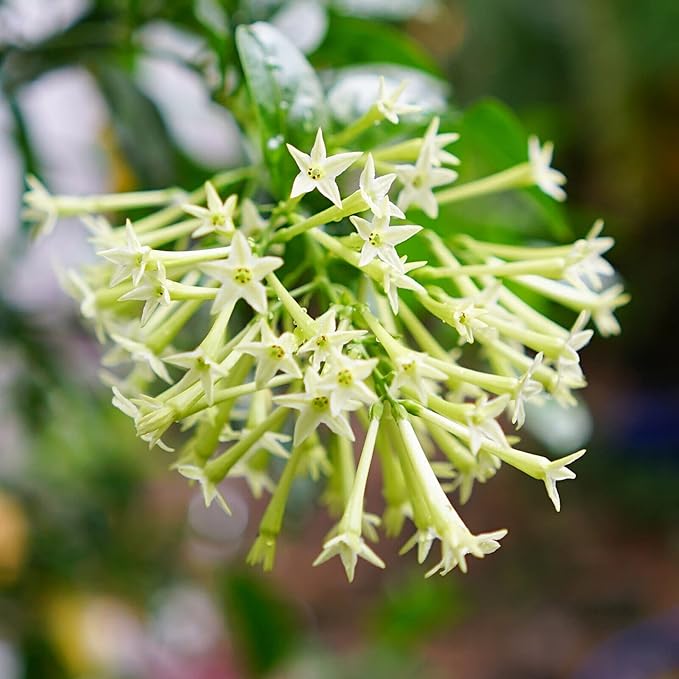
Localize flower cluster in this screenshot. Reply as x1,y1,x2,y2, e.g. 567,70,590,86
29,77,627,581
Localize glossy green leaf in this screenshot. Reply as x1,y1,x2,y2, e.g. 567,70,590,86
236,22,327,198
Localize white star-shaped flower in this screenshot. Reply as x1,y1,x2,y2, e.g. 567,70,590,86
298,309,366,369
392,353,447,401
22,175,58,238
183,181,238,238
201,231,282,314
424,116,461,167
591,284,629,337
239,197,267,237
528,135,567,202
539,449,586,512
396,142,458,219
510,352,544,429
99,219,154,287
313,530,385,582
318,354,378,417
359,153,404,218
108,334,172,383
465,394,510,456
111,387,173,451
375,76,420,124
350,202,422,270
118,261,171,326
565,219,615,290
239,321,302,385
274,368,355,446
163,346,230,405
176,464,231,515
382,256,426,313
287,128,362,208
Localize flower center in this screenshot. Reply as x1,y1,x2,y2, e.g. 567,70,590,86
337,369,353,386
307,166,324,181
269,344,285,360
233,267,252,284
312,395,329,411
315,334,328,348
368,232,382,246
402,361,415,374
211,213,226,226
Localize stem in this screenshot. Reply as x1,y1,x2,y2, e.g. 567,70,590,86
343,417,380,532
55,187,185,215
206,408,289,482
435,163,532,205
414,258,567,280
266,273,316,338
134,168,254,233
329,106,381,148
272,191,367,243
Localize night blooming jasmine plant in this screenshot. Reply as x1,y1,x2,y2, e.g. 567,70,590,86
26,22,628,582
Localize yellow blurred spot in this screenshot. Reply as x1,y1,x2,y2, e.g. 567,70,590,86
0,492,29,585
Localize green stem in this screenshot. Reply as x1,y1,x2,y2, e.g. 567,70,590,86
435,163,532,205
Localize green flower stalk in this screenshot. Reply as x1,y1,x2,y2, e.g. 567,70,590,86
27,24,627,581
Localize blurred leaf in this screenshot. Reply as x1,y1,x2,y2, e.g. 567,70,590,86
369,574,467,647
221,570,300,676
236,21,327,198
314,14,439,74
92,62,179,187
331,0,430,21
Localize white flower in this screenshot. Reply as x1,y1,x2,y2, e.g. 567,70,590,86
108,334,172,383
592,284,629,337
313,530,385,582
528,135,567,202
359,153,404,218
396,137,458,218
423,117,460,167
375,76,420,124
350,202,422,270
558,311,593,365
183,181,237,238
425,528,507,577
540,449,586,512
22,175,57,238
397,416,507,575
392,353,447,401
163,346,229,405
382,256,426,313
201,231,282,314
564,220,615,290
61,269,108,341
239,197,267,236
510,352,544,429
287,128,362,208
99,219,154,287
176,464,231,515
111,387,173,451
447,297,491,345
465,394,511,456
274,368,355,446
239,321,302,385
298,309,366,369
318,354,378,417
118,261,171,326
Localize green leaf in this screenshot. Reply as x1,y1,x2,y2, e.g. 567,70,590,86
402,99,572,245
313,14,440,74
454,98,571,241
220,570,300,676
236,22,327,199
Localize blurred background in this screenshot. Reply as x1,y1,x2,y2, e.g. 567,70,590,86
0,1,677,677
